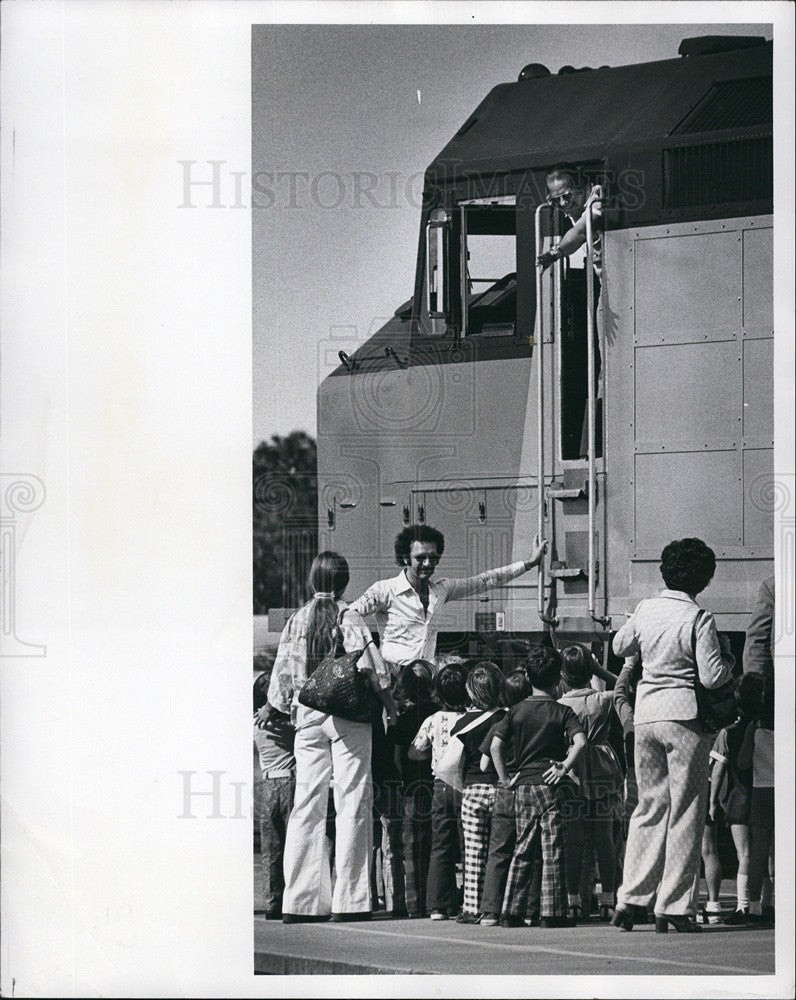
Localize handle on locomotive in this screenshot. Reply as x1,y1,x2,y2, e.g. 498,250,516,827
534,203,559,630
584,203,608,630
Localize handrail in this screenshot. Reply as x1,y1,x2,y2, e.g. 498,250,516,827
584,202,601,627
534,204,558,629
459,204,468,341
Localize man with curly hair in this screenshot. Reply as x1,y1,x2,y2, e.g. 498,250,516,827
350,524,547,671
350,524,546,917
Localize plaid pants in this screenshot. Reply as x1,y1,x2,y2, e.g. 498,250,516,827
461,783,499,915
504,783,567,919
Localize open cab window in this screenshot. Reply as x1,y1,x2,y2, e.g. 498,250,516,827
460,200,517,338
420,197,520,343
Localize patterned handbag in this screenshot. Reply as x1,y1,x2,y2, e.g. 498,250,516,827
298,609,381,723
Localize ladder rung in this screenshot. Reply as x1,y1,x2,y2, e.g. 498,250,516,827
549,566,585,579
548,487,585,500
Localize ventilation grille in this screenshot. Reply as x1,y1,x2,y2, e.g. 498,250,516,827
672,77,772,134
663,137,772,208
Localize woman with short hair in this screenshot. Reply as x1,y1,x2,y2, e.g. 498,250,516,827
610,538,735,933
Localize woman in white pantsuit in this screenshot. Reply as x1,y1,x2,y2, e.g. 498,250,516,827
267,551,396,922
610,538,734,933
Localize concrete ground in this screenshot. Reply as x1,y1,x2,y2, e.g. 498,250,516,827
254,860,776,976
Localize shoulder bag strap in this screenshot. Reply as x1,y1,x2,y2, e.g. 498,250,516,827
691,607,706,687
455,709,500,740
336,606,375,657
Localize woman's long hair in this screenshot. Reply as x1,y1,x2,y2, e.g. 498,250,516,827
303,551,350,676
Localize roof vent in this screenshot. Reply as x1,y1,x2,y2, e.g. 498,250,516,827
678,35,767,57
518,63,550,81
671,77,772,134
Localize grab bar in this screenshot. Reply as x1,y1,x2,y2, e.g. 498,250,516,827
534,204,558,629
584,203,609,630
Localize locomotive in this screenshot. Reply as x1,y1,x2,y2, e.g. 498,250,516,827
313,35,773,662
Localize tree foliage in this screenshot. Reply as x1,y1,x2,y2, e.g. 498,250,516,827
253,431,318,615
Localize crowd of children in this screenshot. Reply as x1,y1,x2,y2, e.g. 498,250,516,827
254,633,776,929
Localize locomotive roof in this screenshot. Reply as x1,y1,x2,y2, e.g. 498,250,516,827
427,38,772,181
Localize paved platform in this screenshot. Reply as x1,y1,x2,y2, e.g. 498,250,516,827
254,910,776,977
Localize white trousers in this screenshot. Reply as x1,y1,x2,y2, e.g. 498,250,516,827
282,709,373,916
618,719,711,915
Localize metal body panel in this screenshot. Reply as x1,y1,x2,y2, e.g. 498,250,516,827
604,214,773,627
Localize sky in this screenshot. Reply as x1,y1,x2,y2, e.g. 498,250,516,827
251,21,773,446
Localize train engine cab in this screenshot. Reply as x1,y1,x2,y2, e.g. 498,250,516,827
316,36,773,659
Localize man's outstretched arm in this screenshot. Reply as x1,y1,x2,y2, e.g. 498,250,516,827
444,535,547,602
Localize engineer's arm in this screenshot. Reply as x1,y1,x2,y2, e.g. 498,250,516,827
539,188,603,266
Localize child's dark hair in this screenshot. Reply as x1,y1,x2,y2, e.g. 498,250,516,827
395,660,435,706
505,669,531,706
734,672,765,719
435,663,468,711
253,671,270,712
560,643,594,689
659,538,716,595
525,646,562,691
466,661,505,710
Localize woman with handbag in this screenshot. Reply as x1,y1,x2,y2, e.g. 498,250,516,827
267,551,397,923
610,538,735,933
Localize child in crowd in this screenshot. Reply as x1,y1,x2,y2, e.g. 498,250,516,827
492,647,587,927
558,644,625,922
450,662,507,923
389,660,438,917
738,678,775,924
253,672,296,919
700,673,765,924
478,669,539,927
409,664,468,920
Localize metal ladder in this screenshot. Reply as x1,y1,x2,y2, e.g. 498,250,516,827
534,198,609,633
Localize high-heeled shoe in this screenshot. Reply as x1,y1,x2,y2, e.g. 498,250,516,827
654,914,702,933
610,905,635,931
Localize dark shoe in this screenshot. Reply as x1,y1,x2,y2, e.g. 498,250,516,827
282,913,331,924
456,911,481,924
599,904,615,922
568,904,583,923
330,911,372,922
655,914,702,934
611,906,635,931
264,908,283,920
723,908,749,925
540,916,576,928
499,914,525,928
390,906,410,920
480,912,500,926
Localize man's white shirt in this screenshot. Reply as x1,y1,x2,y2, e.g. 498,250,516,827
349,561,530,665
